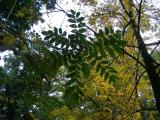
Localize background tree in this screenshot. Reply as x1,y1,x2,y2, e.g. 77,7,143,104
77,0,160,115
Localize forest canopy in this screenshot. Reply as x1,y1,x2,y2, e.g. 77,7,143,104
0,0,160,119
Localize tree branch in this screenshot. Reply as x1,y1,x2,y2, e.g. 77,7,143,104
0,45,17,53
132,108,160,114
137,0,143,31
145,40,160,46
122,20,131,37
119,0,130,16
125,45,139,48
5,0,17,27
122,49,146,69
128,70,146,101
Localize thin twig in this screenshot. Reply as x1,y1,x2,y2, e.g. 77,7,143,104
56,3,97,34
41,9,63,15
124,66,136,101
128,70,146,101
137,0,143,31
106,55,120,68
131,0,138,12
131,108,160,114
119,0,130,16
125,45,139,48
150,43,159,56
5,0,17,27
122,49,146,69
60,14,66,27
122,20,131,37
145,40,160,46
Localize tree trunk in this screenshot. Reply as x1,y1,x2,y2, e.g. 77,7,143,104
131,21,160,114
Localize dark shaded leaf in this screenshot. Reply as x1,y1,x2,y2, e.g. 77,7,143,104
109,75,118,83
67,14,75,18
96,63,101,73
113,46,122,54
41,31,49,35
109,68,117,73
59,28,62,34
101,60,109,64
96,56,103,60
64,86,76,96
66,71,76,78
100,67,106,76
90,59,96,66
106,46,116,57
70,9,76,15
105,27,110,34
99,29,104,35
68,19,77,23
71,29,78,33
109,26,114,33
76,12,81,18
104,72,109,80
79,28,86,33
44,35,52,40
64,86,79,107
76,87,85,96
81,63,90,78
65,77,77,86
69,24,77,28
78,23,86,28
54,27,58,34
77,17,85,22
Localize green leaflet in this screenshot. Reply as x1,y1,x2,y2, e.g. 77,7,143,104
63,86,79,107
69,24,77,28
109,75,119,83
63,85,84,107
78,23,86,28
67,14,75,18
77,17,85,22
81,63,90,78
70,9,76,15
79,28,86,33
104,72,109,80
68,19,77,23
76,12,81,18
106,46,116,58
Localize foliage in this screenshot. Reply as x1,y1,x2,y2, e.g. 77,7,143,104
0,0,160,119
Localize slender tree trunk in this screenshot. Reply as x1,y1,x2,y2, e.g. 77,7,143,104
131,21,160,114
119,0,160,113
